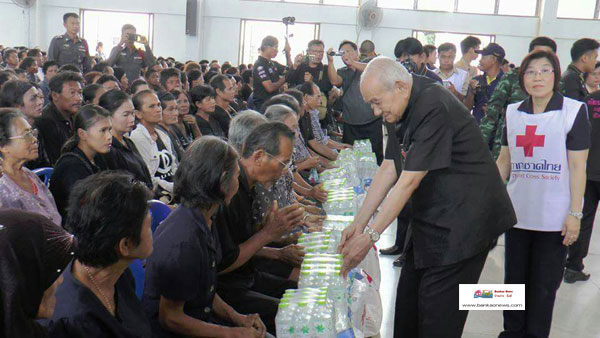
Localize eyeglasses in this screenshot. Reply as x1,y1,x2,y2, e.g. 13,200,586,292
9,129,38,142
266,152,293,172
524,69,554,78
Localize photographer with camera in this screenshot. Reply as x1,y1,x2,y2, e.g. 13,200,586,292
394,38,442,84
107,24,156,83
288,40,332,93
464,43,505,124
249,36,291,110
327,40,383,164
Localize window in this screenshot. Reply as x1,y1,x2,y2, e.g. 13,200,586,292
413,30,495,65
497,0,538,16
244,0,538,15
81,9,154,55
239,19,320,65
557,0,597,19
323,0,359,5
377,0,415,9
417,0,455,12
457,0,495,14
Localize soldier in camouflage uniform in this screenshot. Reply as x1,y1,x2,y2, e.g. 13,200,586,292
479,68,527,159
479,37,558,159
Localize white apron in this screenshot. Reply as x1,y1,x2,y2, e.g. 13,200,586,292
506,97,583,232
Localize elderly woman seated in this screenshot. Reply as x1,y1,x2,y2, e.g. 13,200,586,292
42,171,153,336
0,210,75,338
142,136,268,338
0,108,61,225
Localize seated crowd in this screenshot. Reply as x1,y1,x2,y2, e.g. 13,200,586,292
1,10,599,338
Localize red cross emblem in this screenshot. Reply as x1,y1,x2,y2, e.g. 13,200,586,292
516,125,545,157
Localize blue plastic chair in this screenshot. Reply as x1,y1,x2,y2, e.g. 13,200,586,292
33,167,53,187
148,199,172,233
129,259,146,300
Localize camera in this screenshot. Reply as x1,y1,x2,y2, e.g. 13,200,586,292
128,33,141,42
282,17,296,26
400,60,417,74
328,51,344,57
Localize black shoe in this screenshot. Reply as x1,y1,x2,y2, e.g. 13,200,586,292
393,254,405,268
380,245,402,255
564,268,590,283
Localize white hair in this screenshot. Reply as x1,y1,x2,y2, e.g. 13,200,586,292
228,110,267,153
362,56,412,90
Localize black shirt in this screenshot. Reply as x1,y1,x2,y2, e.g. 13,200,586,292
35,102,74,165
501,92,590,150
194,114,226,139
298,112,315,144
49,147,106,221
216,164,257,290
561,64,589,101
102,136,153,189
157,125,185,162
586,92,600,181
213,105,233,136
43,261,151,338
287,62,333,94
251,56,283,108
143,206,222,337
394,76,516,268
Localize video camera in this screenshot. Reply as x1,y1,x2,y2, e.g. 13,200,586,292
282,16,296,26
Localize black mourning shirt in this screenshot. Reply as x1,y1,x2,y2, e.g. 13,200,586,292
43,262,151,338
142,206,222,337
49,148,107,222
561,64,589,101
195,114,226,139
299,112,316,144
213,105,232,136
396,76,516,268
102,136,153,189
216,164,257,290
35,103,74,165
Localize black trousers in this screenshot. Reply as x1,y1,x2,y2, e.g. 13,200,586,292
393,247,489,338
342,119,383,165
500,228,567,338
218,271,297,335
392,207,411,250
566,179,600,271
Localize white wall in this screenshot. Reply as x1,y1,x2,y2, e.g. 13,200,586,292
2,0,600,68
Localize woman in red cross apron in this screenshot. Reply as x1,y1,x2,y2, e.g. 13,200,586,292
496,50,591,338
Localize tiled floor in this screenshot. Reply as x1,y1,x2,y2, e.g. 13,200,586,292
375,216,600,338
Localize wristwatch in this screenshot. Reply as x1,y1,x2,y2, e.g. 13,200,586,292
363,225,381,243
568,211,583,220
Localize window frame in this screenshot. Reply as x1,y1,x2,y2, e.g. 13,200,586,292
238,18,321,65
79,8,155,49
241,0,540,16
556,0,600,20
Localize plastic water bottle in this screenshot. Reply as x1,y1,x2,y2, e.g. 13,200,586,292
312,300,335,337
296,301,313,337
275,302,295,338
